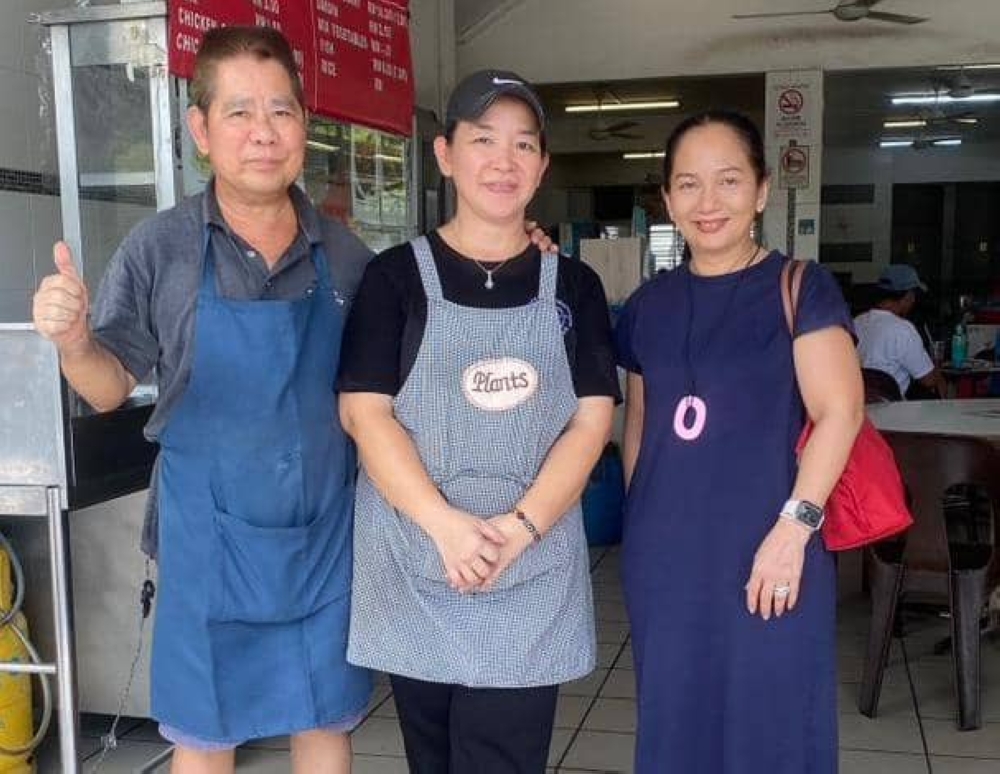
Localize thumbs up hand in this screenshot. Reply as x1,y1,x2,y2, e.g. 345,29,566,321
33,241,91,350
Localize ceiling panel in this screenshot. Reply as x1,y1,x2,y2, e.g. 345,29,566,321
454,2,1000,154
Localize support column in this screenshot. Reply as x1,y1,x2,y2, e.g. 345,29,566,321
763,70,824,261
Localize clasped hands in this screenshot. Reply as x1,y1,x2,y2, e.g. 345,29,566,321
426,507,535,594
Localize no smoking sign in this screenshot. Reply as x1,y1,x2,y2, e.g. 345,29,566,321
779,144,810,189
778,88,804,116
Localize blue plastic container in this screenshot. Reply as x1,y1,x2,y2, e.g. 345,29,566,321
582,443,626,546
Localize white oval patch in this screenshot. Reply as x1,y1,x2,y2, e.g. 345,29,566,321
462,357,539,412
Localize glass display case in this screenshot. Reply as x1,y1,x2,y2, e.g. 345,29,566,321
40,1,174,506
45,2,178,293
302,119,415,252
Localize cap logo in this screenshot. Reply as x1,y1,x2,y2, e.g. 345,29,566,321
492,77,524,86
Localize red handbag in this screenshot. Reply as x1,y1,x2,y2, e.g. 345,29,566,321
781,260,913,551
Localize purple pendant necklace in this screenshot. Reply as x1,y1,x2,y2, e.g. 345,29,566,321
673,245,761,442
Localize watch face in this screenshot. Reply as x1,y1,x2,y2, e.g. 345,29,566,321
796,501,824,529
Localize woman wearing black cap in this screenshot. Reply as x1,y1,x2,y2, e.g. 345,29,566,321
338,70,619,773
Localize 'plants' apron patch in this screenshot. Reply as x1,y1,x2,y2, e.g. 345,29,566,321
462,357,538,411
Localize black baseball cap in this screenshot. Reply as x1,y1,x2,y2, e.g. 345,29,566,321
445,69,546,134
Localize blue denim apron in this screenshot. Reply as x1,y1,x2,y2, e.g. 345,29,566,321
150,229,371,743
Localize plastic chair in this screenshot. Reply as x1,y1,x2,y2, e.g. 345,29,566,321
861,368,903,404
859,431,1000,730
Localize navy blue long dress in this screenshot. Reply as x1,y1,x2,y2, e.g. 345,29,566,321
614,253,852,774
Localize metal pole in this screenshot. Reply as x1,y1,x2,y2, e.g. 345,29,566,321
0,662,56,675
786,187,797,258
47,486,80,774
49,23,83,270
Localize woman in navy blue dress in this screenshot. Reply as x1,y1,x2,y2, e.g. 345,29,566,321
615,111,863,773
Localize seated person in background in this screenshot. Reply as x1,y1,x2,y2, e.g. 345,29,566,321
854,264,946,399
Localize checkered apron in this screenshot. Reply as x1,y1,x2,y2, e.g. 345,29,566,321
348,236,595,687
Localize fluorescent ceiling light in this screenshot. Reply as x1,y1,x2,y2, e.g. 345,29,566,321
883,119,926,129
306,140,340,153
878,138,963,149
883,118,978,128
623,151,666,160
938,63,1000,70
892,94,1000,105
566,100,679,114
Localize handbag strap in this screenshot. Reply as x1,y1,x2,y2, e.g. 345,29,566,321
779,258,808,335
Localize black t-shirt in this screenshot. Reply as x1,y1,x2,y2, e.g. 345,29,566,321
337,230,621,400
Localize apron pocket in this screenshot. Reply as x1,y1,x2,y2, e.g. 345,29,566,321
209,505,349,624
212,450,307,530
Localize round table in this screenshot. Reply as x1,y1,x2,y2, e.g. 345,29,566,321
867,399,1000,444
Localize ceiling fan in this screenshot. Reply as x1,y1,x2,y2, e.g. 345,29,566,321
583,86,645,140
923,106,979,126
889,103,979,128
733,1,928,25
588,119,643,141
910,135,960,150
945,71,998,99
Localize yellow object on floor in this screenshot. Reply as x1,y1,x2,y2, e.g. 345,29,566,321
0,547,34,773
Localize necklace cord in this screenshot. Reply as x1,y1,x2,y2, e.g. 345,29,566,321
682,244,762,398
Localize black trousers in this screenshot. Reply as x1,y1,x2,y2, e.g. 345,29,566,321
389,673,559,774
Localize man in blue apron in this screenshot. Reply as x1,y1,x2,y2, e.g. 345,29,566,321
32,27,372,773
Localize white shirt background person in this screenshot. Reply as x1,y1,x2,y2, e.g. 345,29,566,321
854,308,934,395
853,263,945,398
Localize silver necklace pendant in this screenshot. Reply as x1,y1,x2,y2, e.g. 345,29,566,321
472,257,509,289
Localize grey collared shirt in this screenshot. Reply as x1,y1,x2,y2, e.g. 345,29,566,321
91,180,373,441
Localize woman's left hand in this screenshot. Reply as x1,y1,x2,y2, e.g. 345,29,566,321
478,512,536,590
745,519,812,620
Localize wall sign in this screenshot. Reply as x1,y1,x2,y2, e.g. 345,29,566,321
766,74,821,144
778,142,810,189
169,0,414,136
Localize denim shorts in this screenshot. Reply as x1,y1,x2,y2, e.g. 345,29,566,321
159,710,366,752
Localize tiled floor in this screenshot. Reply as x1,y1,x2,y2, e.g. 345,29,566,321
36,547,1000,773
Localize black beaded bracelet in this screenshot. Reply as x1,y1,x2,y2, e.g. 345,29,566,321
514,507,542,543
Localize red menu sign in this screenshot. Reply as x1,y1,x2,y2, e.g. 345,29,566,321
169,0,413,136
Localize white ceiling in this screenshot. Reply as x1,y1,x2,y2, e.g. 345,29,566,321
455,1,1000,78
452,1,1000,154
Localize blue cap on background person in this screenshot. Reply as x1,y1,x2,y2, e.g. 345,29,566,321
445,69,546,133
877,264,927,293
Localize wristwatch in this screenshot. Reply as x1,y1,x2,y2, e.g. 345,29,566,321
780,499,825,531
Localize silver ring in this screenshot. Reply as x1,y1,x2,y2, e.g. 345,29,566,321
773,584,791,597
